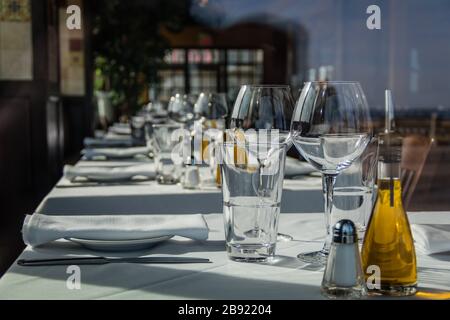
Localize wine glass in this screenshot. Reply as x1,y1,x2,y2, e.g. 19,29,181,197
230,85,295,241
194,92,229,123
194,92,229,188
168,93,195,124
290,81,373,265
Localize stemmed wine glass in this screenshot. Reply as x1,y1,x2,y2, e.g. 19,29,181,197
168,93,195,124
230,85,295,241
290,81,373,265
194,92,229,123
194,92,229,187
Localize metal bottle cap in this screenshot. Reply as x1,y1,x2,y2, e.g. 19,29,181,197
332,220,358,244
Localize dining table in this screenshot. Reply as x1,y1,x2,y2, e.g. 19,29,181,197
0,155,449,300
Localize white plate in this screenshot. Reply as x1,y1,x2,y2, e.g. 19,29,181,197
67,235,173,252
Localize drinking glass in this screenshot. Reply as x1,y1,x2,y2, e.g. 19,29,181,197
219,139,287,262
130,116,146,146
331,137,378,241
152,123,185,184
230,85,294,241
290,81,373,264
200,128,224,188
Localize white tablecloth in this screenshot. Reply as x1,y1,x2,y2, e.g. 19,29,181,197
0,212,449,300
1,158,449,300
37,160,324,215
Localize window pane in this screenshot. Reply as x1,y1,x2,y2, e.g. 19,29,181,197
164,49,185,64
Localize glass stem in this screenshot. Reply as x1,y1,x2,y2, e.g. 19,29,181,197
322,173,337,254
255,166,264,233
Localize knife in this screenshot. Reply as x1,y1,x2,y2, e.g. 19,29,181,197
17,257,211,266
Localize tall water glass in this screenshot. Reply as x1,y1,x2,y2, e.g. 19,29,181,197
130,116,146,146
219,140,287,262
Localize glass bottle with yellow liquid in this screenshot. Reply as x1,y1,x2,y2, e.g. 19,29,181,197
361,132,417,296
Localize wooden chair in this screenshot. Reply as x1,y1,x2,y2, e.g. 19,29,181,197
401,134,433,210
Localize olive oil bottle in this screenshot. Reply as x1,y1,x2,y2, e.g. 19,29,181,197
361,91,417,296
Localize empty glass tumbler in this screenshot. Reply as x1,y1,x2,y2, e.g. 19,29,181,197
130,116,146,146
219,140,287,262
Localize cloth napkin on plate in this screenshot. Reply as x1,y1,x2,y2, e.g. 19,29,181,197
63,164,156,182
411,224,450,255
82,146,151,160
84,137,133,148
284,157,317,177
22,213,209,247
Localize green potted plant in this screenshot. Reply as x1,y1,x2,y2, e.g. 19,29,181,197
92,0,189,121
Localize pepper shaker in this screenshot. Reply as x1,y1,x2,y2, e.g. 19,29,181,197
321,219,367,299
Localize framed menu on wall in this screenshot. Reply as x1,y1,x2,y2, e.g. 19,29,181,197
0,0,33,80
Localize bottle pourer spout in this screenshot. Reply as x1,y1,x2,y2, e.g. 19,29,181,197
385,90,395,133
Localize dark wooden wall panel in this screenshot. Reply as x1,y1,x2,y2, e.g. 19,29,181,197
0,98,32,192
0,0,65,275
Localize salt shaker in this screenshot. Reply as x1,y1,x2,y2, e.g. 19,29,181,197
321,219,367,299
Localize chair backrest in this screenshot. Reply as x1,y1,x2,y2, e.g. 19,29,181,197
401,134,433,209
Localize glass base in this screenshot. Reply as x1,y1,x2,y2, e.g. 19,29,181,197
277,233,294,242
243,229,293,242
227,243,275,263
182,184,199,190
321,285,367,300
157,176,179,185
200,179,219,189
243,228,263,238
368,284,417,297
297,248,329,265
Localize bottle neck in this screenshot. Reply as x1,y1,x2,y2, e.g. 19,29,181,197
377,160,403,208
385,90,396,132
378,161,401,180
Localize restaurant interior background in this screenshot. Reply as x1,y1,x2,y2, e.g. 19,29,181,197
0,0,449,275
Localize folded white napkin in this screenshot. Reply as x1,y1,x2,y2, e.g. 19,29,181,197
284,157,316,177
22,214,209,247
112,122,129,129
82,146,151,160
109,125,131,135
63,164,155,182
84,137,133,148
412,224,450,255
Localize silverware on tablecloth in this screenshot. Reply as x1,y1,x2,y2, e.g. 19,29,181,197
55,180,153,188
17,256,211,266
